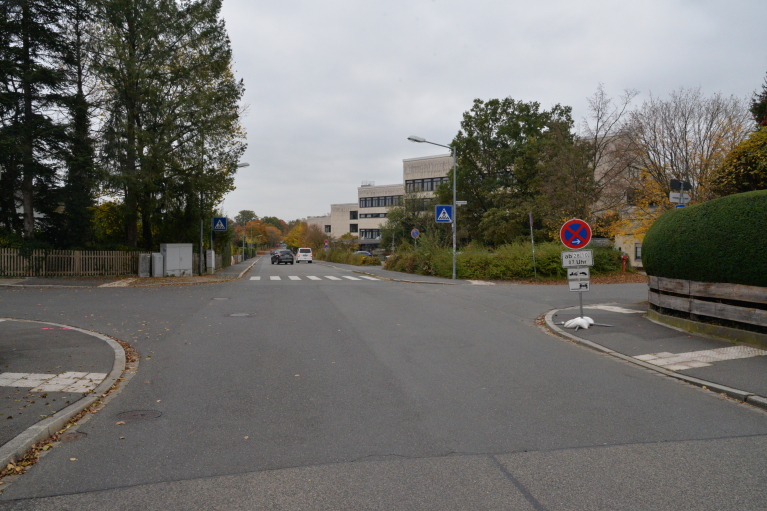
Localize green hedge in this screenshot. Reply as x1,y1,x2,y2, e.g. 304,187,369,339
314,248,382,266
385,242,621,280
643,190,767,286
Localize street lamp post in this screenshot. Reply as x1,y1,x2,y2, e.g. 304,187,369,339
408,136,457,280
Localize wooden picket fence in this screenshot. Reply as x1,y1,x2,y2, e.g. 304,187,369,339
0,249,149,277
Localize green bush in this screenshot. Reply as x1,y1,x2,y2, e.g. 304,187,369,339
643,190,767,286
314,248,382,266
385,241,621,280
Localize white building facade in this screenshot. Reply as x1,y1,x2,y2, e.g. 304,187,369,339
303,154,452,249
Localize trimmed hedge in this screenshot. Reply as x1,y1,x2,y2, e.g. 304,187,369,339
385,242,621,280
642,190,767,286
314,248,382,266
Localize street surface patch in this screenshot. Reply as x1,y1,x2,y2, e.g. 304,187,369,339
635,346,767,371
0,372,107,392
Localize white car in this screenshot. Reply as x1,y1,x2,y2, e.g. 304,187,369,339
295,247,313,263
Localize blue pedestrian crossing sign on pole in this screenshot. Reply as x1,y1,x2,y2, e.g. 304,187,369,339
212,217,228,231
435,205,453,223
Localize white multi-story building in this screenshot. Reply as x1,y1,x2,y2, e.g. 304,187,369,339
303,154,452,249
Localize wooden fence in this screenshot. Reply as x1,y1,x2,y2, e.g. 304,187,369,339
0,249,150,277
649,276,767,328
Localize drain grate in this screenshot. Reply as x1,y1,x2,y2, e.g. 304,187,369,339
117,410,162,421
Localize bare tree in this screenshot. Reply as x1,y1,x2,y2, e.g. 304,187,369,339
577,84,640,216
626,87,752,202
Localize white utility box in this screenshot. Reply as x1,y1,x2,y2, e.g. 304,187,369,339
160,243,193,277
151,253,164,277
206,250,216,274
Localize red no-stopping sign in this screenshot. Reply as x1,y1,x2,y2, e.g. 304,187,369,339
560,219,592,249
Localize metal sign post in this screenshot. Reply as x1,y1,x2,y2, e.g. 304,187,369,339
529,212,537,279
556,220,611,330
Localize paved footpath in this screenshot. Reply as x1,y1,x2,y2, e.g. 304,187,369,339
546,303,767,410
0,319,125,471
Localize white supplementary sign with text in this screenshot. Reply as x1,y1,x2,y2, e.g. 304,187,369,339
561,250,593,267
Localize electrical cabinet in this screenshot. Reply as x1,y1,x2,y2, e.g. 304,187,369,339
160,243,193,277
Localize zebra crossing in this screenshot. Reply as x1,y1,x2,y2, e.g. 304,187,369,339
250,275,380,282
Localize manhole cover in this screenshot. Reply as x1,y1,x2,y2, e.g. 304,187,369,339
60,432,86,442
228,313,253,317
117,410,162,421
213,297,229,301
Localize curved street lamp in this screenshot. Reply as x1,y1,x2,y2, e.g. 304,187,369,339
407,136,457,280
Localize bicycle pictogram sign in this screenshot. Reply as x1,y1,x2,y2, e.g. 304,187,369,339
560,219,592,250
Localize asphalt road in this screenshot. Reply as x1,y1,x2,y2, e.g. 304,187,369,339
0,257,765,510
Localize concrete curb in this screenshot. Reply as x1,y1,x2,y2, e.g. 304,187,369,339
235,257,260,279
0,319,126,468
543,308,767,412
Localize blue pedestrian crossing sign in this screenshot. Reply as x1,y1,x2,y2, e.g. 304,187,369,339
435,205,453,223
212,217,228,231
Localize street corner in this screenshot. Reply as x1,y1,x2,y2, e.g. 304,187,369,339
544,304,767,409
0,319,128,467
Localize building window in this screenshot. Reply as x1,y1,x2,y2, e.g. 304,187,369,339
359,195,402,208
635,244,642,262
350,211,358,220
350,224,358,233
360,229,380,239
324,225,331,233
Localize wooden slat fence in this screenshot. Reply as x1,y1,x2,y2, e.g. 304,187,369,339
0,249,151,277
649,276,767,329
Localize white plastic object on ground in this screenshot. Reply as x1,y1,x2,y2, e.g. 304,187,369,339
563,317,592,329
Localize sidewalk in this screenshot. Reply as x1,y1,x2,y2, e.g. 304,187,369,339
0,319,125,470
0,257,259,289
545,304,767,410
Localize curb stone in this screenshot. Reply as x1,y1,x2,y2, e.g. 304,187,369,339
0,320,126,468
543,308,767,412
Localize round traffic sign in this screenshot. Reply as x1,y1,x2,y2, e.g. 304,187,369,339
410,228,420,239
560,219,592,249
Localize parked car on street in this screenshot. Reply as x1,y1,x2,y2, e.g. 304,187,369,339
271,249,294,265
354,251,373,257
296,247,313,263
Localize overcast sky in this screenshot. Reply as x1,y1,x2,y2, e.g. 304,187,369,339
218,0,767,222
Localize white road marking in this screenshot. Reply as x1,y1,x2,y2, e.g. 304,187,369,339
634,346,767,371
0,372,107,392
98,279,137,288
256,275,380,282
585,305,644,314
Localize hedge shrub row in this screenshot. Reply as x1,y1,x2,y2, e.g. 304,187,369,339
385,242,621,280
642,190,767,286
313,248,381,266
